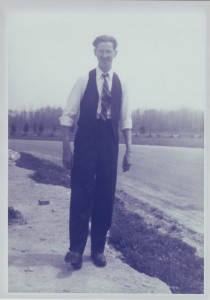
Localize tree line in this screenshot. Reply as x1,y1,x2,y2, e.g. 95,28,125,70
8,106,63,137
132,108,204,136
8,106,204,137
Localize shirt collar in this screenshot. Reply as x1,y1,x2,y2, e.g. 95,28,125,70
96,67,113,80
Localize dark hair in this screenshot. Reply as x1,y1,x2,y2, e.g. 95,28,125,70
92,35,118,50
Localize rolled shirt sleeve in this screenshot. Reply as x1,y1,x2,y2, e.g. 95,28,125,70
120,81,132,130
59,75,88,127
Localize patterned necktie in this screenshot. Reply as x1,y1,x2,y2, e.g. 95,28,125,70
100,73,111,121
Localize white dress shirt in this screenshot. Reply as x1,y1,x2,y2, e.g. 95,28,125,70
59,67,132,130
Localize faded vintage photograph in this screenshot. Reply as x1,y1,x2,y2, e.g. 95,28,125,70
3,0,209,298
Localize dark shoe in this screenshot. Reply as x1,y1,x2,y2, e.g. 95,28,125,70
91,252,107,267
64,251,83,269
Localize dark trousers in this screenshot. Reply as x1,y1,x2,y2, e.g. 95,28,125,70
69,120,119,254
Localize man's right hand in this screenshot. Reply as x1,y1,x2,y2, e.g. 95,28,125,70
61,125,73,170
62,146,73,170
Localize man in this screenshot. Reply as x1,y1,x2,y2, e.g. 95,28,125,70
59,35,132,269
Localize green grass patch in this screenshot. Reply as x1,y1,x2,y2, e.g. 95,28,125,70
16,152,71,188
109,198,204,294
8,206,26,225
130,136,204,148
10,133,204,148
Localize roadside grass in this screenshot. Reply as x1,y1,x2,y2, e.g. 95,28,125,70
109,198,204,294
8,206,26,225
14,152,204,294
16,152,71,188
131,135,203,148
9,134,204,148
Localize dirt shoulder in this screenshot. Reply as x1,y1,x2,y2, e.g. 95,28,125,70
8,153,171,294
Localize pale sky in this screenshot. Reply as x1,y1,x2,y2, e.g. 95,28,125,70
7,1,207,112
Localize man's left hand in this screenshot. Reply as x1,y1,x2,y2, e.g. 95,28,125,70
122,152,132,172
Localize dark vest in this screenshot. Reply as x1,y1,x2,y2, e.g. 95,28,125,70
77,69,122,135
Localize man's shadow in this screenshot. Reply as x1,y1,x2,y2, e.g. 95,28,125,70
9,253,91,279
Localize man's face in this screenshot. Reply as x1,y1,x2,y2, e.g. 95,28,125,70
94,42,117,72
